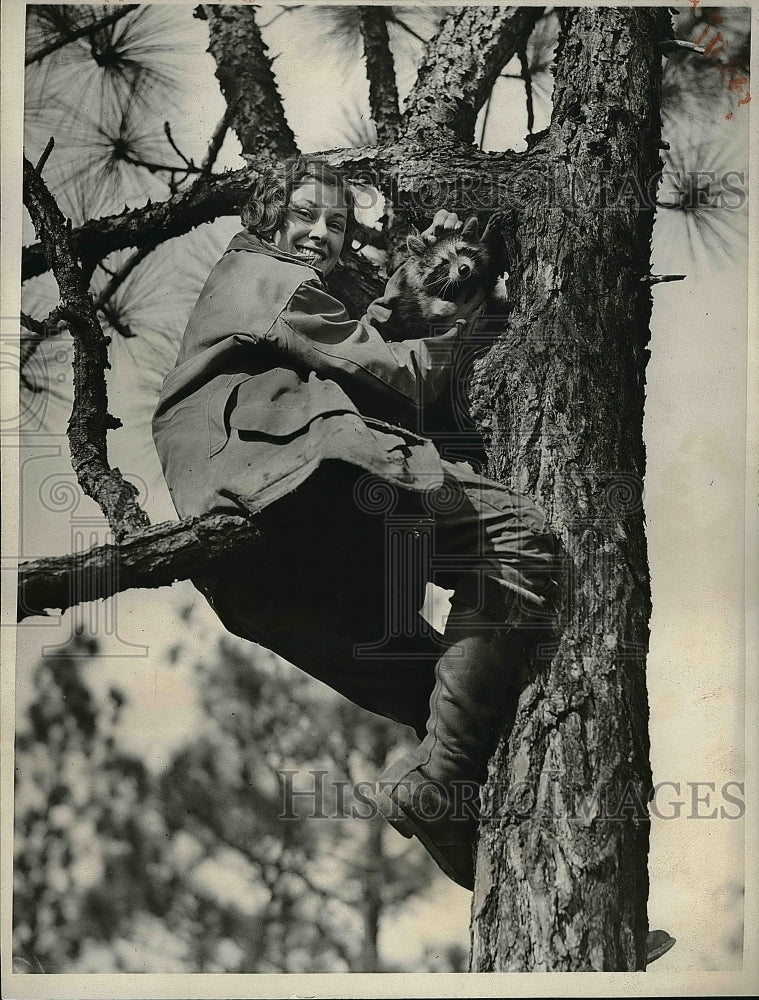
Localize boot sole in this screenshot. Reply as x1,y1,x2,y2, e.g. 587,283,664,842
646,930,676,965
373,786,475,891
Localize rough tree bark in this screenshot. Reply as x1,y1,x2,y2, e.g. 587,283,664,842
196,4,297,158
17,512,258,620
469,6,670,970
23,157,150,542
20,5,672,971
404,6,543,143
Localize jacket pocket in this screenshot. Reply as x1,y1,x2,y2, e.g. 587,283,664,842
228,369,359,440
207,373,255,457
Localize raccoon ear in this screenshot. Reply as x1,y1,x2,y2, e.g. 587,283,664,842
406,233,427,255
482,214,505,239
482,215,506,254
461,216,479,238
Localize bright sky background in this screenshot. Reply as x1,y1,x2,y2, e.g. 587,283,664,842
5,1,754,975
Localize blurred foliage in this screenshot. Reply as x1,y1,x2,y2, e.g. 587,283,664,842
14,630,434,972
654,6,751,267
663,6,751,125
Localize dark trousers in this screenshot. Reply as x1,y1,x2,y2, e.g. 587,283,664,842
204,460,562,737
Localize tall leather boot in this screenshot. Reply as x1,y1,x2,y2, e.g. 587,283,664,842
372,612,522,890
372,620,678,971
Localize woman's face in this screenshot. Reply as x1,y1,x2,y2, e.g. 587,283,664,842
275,178,348,275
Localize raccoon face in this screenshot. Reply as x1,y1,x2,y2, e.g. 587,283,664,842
422,240,482,301
405,215,507,302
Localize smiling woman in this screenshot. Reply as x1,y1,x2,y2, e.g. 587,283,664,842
240,158,358,274
275,181,348,272
151,154,564,893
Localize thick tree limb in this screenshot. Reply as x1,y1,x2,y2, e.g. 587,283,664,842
404,7,544,142
25,6,138,66
22,166,259,281
358,7,402,144
23,156,150,542
23,141,547,280
197,4,297,158
17,514,260,621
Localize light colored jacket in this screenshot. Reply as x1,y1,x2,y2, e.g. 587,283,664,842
152,231,466,520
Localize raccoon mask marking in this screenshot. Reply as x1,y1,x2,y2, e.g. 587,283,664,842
394,215,509,333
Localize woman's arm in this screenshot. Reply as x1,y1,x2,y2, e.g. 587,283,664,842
266,209,485,408
274,276,481,409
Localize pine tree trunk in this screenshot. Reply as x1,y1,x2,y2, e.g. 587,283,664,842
469,7,670,971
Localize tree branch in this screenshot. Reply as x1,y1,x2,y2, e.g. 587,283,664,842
517,42,536,134
17,513,260,621
478,91,495,148
20,311,48,338
22,156,150,541
35,137,56,174
20,311,57,375
404,7,544,143
23,141,547,281
201,108,232,173
196,4,297,158
163,122,194,168
25,6,138,66
22,166,258,281
358,7,402,144
117,151,204,178
92,246,154,313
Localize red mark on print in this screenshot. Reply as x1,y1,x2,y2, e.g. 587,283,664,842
690,13,750,114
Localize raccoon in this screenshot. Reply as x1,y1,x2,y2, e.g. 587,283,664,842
389,215,510,466
393,214,509,335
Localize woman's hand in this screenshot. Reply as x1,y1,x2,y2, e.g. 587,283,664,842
420,209,462,244
423,287,487,332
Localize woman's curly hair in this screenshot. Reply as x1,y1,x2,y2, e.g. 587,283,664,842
241,156,366,252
